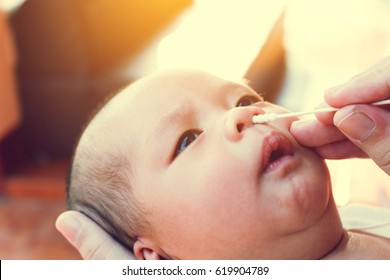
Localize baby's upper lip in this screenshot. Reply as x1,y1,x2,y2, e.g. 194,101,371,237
260,132,294,173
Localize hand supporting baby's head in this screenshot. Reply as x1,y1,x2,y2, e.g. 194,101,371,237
67,69,343,259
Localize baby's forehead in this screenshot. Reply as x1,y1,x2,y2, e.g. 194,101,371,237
120,69,251,105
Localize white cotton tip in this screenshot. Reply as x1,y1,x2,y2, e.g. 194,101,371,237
252,113,278,124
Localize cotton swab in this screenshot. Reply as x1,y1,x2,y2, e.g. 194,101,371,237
252,99,390,124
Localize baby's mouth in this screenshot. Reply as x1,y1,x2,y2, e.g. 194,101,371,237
261,132,294,174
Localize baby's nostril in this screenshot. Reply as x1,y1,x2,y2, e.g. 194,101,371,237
236,123,244,133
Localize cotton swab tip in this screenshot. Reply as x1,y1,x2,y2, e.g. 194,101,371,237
252,113,278,123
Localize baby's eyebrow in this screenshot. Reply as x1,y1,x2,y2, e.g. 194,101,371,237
152,99,195,138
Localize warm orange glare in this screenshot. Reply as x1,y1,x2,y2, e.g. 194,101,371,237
157,0,284,79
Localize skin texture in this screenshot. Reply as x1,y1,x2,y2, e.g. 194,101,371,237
81,69,342,259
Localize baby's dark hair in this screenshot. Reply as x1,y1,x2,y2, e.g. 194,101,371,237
66,88,150,254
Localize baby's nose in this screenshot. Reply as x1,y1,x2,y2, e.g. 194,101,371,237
224,106,265,141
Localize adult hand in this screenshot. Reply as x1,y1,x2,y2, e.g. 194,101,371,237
291,56,390,175
56,211,135,260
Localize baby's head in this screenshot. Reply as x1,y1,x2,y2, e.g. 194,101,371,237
67,69,343,259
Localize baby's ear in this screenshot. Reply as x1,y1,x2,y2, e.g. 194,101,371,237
133,238,162,260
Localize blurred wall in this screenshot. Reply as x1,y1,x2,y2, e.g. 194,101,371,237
0,9,20,141
5,0,192,165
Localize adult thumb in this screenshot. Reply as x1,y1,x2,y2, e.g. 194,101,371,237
334,104,390,175
56,211,134,259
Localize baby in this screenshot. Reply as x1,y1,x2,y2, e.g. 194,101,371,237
67,69,390,259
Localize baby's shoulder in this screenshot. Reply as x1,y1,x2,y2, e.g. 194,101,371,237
325,203,390,259
324,230,390,259
348,230,390,259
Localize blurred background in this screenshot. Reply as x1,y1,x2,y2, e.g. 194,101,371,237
0,0,389,259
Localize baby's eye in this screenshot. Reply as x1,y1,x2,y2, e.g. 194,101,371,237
174,129,202,159
236,95,261,107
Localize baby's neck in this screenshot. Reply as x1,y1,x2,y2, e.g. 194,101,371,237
322,229,390,259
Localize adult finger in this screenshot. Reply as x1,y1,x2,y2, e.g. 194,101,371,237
314,139,367,159
325,56,390,107
334,104,390,175
291,119,367,159
56,211,135,260
290,119,345,147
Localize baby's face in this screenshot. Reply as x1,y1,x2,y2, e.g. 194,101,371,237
113,70,339,259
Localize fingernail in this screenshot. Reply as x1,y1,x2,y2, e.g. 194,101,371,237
56,213,81,245
335,109,375,142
